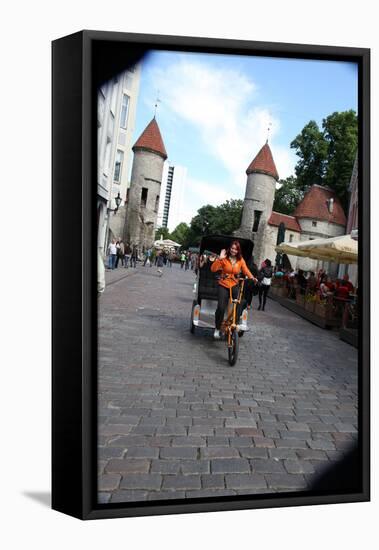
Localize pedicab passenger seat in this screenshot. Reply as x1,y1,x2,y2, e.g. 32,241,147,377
198,265,219,301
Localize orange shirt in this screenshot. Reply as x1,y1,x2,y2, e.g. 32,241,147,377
211,256,253,289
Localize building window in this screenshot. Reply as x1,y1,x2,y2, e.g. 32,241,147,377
312,221,317,227
103,140,111,176
155,195,160,212
113,150,124,183
120,94,130,129
289,234,293,243
141,187,148,207
253,210,262,233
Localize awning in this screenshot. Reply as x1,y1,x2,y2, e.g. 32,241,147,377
297,234,358,264
275,241,309,258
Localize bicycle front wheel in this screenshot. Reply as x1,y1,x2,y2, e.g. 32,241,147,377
228,330,239,366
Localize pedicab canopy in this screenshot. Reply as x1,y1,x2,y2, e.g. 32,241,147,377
199,234,254,262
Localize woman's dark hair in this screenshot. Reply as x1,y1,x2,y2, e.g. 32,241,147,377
226,240,242,260
265,259,272,267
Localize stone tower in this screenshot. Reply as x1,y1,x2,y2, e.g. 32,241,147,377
124,117,168,251
236,142,279,265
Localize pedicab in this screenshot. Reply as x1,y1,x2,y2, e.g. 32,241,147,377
189,234,254,366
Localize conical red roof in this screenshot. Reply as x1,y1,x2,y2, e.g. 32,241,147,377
294,185,346,226
132,118,167,160
246,142,279,180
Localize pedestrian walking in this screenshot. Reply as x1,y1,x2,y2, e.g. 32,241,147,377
124,242,131,268
190,253,197,271
130,245,138,268
167,252,173,267
115,238,125,268
156,251,164,276
143,248,152,266
244,258,259,309
185,253,190,271
258,259,273,311
107,238,117,270
180,252,186,269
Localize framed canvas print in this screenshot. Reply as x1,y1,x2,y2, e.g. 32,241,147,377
52,30,370,519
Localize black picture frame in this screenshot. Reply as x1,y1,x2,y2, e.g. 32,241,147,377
52,30,370,520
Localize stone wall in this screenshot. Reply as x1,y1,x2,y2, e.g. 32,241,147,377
237,172,276,265
125,150,165,251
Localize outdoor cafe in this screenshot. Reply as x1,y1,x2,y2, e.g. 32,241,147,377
271,234,358,347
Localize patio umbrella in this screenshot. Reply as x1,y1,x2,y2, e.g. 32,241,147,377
297,234,358,264
275,241,309,258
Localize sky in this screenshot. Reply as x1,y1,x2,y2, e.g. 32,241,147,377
131,50,358,230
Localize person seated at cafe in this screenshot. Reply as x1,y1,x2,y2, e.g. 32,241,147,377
319,274,331,299
297,269,307,295
335,279,350,300
342,273,354,293
306,271,317,293
316,268,325,289
274,267,284,278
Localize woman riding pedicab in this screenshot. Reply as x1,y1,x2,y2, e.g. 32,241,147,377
210,240,258,340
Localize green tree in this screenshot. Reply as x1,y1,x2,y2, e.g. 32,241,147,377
323,110,358,210
290,111,358,212
211,199,243,234
154,227,170,241
273,176,304,215
183,199,244,247
170,222,190,247
290,120,328,190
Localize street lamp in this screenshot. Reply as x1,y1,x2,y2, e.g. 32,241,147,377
114,192,122,214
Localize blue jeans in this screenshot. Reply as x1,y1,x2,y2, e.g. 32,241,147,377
109,254,116,269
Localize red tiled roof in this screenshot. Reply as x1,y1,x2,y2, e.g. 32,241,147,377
132,118,168,160
246,142,279,180
268,211,301,232
293,185,346,226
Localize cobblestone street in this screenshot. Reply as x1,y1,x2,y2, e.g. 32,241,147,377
98,262,358,504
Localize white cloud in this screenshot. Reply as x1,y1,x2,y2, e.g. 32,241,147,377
167,175,233,231
148,56,295,186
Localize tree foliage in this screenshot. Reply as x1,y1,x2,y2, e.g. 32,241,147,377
154,227,171,241
290,110,358,212
323,110,358,210
170,222,191,247
290,120,328,188
273,176,304,215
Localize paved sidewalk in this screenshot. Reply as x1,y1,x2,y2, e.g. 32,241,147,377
98,263,358,503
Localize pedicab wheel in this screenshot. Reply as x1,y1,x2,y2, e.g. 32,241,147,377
228,330,239,366
190,300,197,334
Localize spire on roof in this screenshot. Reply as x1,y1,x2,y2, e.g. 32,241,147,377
246,142,279,180
132,118,167,160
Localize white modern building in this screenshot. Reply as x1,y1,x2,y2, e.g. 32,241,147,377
157,164,188,232
97,64,141,255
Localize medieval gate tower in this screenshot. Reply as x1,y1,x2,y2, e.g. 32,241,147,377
236,142,279,264
124,117,167,251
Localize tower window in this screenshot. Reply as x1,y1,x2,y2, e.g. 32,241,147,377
155,195,160,212
289,234,294,242
312,221,317,227
252,210,262,233
141,187,148,207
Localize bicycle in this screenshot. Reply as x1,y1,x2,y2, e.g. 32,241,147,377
220,277,247,366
